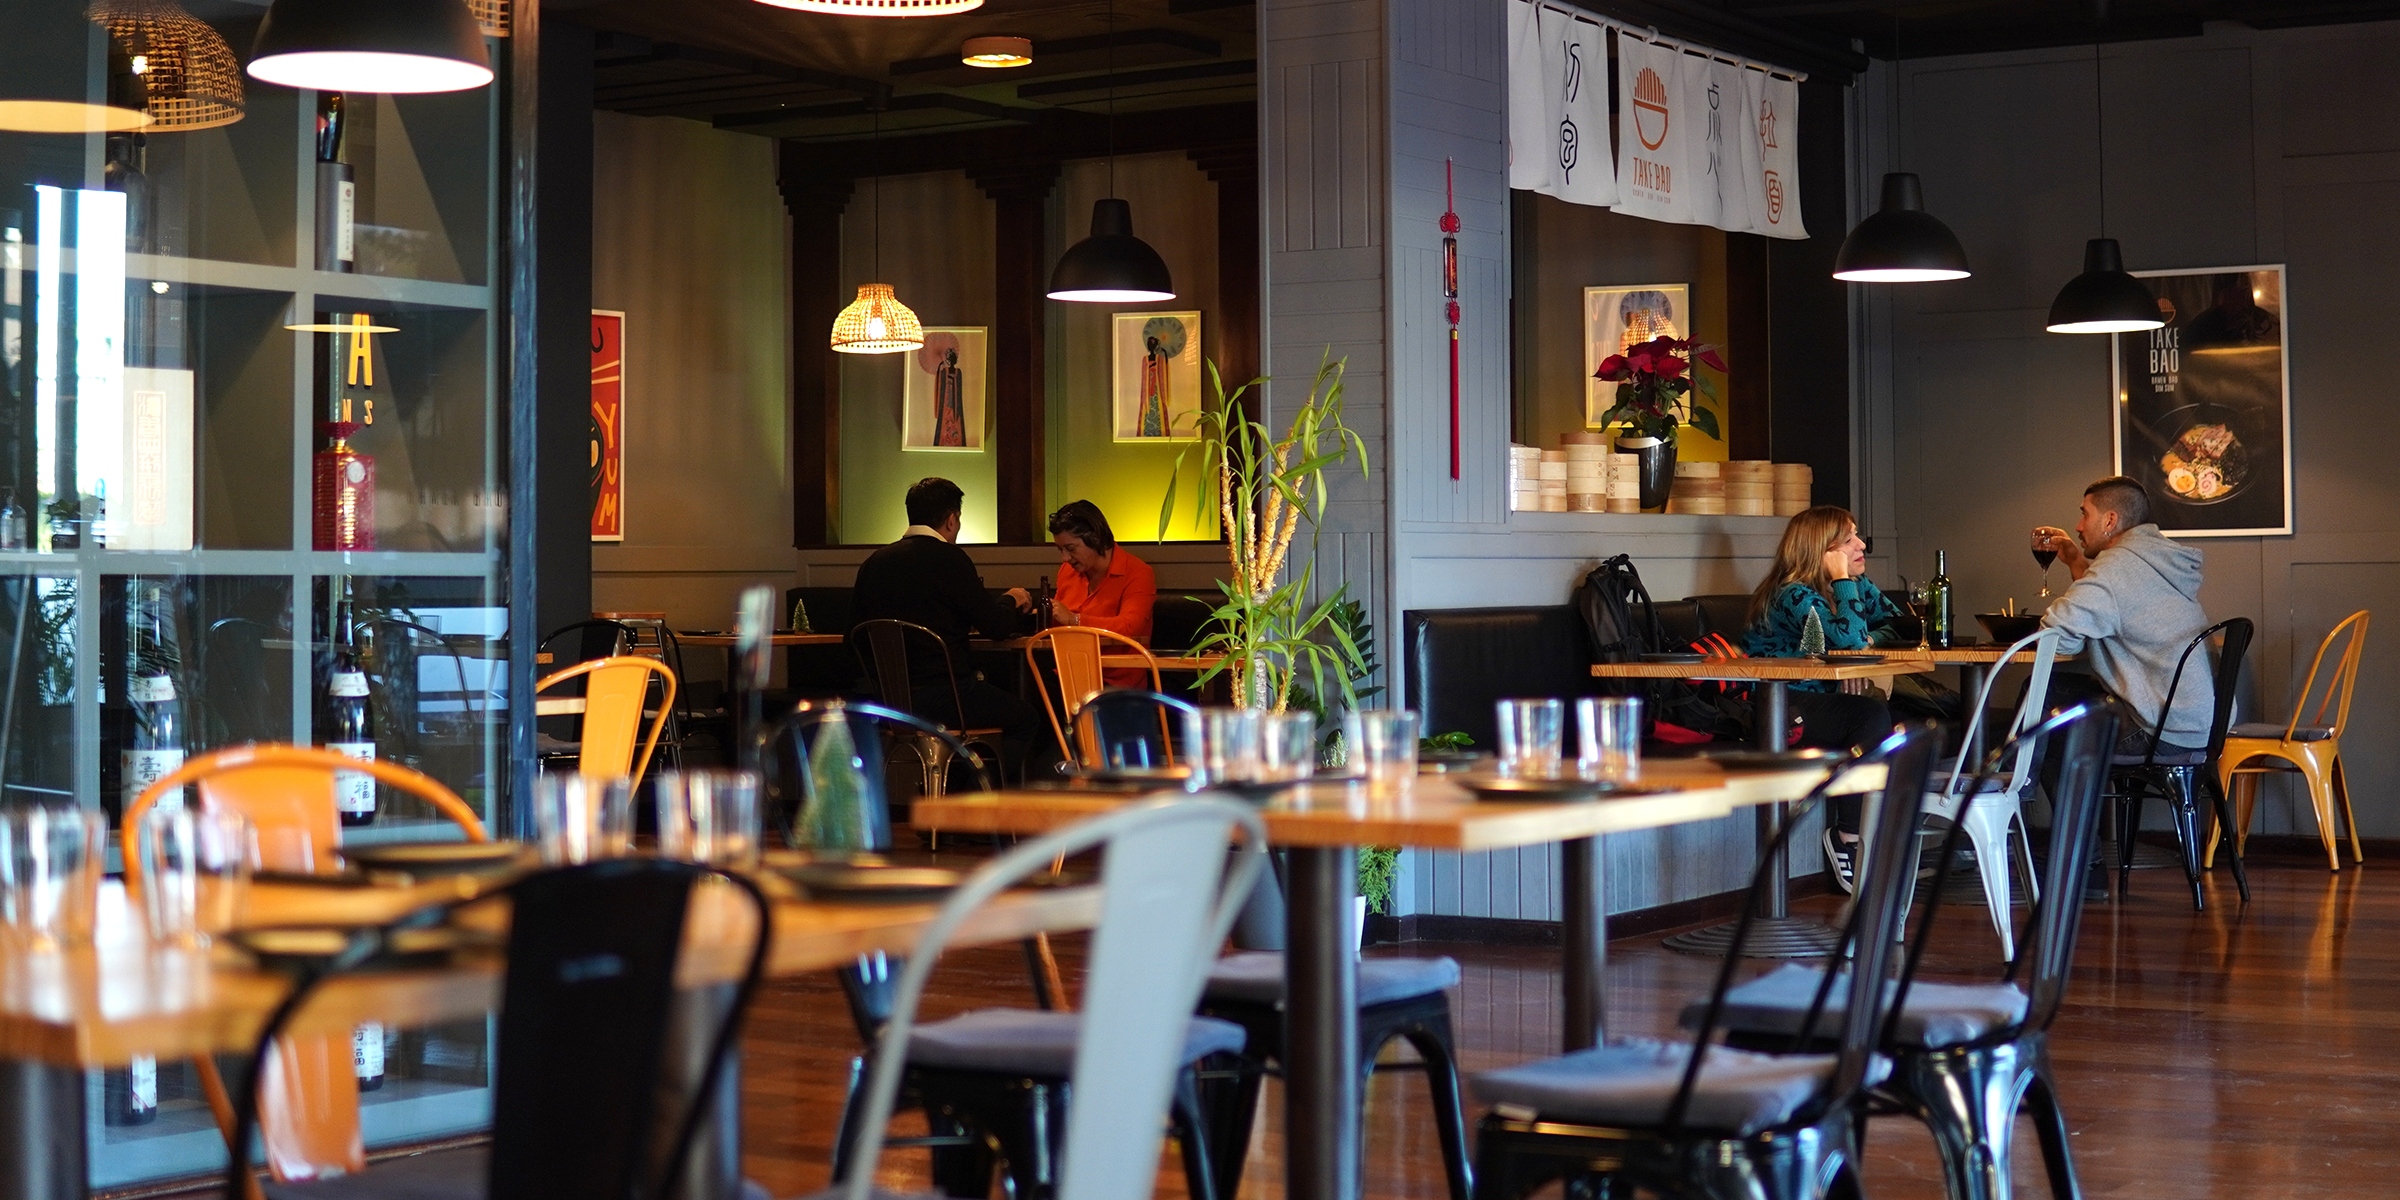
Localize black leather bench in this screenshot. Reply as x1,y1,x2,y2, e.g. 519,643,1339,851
1402,606,1609,748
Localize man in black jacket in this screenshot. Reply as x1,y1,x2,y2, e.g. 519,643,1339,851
853,478,1054,777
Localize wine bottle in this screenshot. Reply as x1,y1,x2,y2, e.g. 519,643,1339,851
0,490,24,550
315,93,354,273
354,1023,385,1092
103,1056,158,1126
125,665,183,814
1034,574,1052,632
1927,550,1954,650
326,599,377,827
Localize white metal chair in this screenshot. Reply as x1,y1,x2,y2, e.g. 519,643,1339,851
809,796,1268,1200
1922,626,2058,959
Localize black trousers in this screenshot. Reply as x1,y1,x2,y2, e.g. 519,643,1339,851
1790,690,1895,835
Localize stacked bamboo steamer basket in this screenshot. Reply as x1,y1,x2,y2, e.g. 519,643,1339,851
1722,460,1774,516
1774,462,1813,516
1561,432,1608,511
1664,461,1724,514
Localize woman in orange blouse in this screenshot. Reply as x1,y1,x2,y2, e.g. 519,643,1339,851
1046,500,1158,687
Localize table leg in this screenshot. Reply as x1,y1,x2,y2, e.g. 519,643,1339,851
1560,836,1606,1051
1662,680,1844,958
1285,846,1360,1200
0,1060,84,1200
1959,662,1990,763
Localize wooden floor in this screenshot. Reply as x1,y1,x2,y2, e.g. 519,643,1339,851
737,847,2400,1200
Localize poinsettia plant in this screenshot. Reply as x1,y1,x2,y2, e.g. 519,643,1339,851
1594,336,1727,445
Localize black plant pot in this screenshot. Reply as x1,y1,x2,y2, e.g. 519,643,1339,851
1616,436,1676,511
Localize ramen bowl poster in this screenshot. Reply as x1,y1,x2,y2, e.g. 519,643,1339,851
2111,265,2291,537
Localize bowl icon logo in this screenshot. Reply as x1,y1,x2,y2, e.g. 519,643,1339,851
1632,67,1670,150
1764,171,1785,224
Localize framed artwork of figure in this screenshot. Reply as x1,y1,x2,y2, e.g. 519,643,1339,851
1112,311,1203,441
902,327,988,452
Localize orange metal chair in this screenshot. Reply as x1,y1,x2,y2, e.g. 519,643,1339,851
123,745,489,1189
2209,610,2370,872
534,654,677,782
1025,627,1162,769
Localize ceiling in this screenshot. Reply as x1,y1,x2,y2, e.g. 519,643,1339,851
562,0,1253,144
1718,0,2400,60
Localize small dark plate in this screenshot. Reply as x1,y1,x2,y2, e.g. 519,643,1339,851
343,841,524,878
783,862,966,903
1455,774,1610,802
679,629,726,637
1821,653,1886,665
1699,747,1846,771
251,868,379,889
1417,748,1488,773
1197,778,1316,802
1640,652,1708,664
1023,776,1169,795
233,926,492,971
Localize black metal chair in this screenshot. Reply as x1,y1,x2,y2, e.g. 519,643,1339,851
242,858,773,1200
1073,687,1198,772
2109,617,2253,909
1687,701,2123,1200
846,618,1004,795
1469,723,1941,1200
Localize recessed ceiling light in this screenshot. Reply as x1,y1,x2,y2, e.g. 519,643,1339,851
961,36,1033,68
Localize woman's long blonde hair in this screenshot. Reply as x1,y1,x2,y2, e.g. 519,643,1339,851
1747,506,1857,627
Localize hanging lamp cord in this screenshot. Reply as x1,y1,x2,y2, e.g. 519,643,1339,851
2092,43,2108,238
1106,0,1118,195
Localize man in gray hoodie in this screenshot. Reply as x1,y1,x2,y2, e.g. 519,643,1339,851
2033,475,2214,750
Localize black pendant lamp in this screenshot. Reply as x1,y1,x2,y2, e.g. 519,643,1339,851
248,0,492,94
1833,172,1970,283
1049,199,1174,302
2046,238,2161,334
1047,0,1172,303
2044,51,2162,335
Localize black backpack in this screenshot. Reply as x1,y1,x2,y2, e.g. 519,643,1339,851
1575,555,1751,741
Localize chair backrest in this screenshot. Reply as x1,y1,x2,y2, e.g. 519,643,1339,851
1075,688,1199,772
1899,700,2119,1042
536,656,677,783
540,618,638,667
837,798,1268,1200
1940,626,2058,796
1027,627,1163,766
225,859,772,1200
127,744,487,1184
1671,723,1939,1130
847,619,967,725
757,699,989,850
371,618,481,755
2286,610,2370,741
2145,618,2252,762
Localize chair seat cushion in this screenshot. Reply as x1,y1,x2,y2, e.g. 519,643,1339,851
2227,722,2334,743
907,1008,1243,1076
1203,952,1462,1008
1468,1037,1887,1136
1677,964,2029,1050
2113,746,2206,766
265,1147,774,1200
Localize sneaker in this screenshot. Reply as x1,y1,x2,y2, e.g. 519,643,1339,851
1823,827,1858,894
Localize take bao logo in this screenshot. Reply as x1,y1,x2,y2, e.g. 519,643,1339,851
1632,66,1670,150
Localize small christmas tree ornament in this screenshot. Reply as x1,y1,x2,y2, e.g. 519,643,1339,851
1798,608,1827,659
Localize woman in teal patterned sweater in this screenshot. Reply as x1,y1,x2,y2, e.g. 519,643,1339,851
1744,505,1899,891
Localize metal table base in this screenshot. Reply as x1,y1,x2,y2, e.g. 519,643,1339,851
1662,680,1843,960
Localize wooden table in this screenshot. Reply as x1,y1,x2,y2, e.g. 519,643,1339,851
1591,657,1934,956
0,876,1098,1200
915,762,1874,1200
1877,643,2075,760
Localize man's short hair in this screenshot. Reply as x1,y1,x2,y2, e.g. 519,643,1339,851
905,478,965,528
1046,500,1116,554
2083,475,2151,530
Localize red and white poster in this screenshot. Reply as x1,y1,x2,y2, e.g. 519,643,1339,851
591,310,625,542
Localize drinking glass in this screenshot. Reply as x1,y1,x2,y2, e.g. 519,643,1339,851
1256,711,1319,782
1,807,107,950
1496,699,1566,778
655,770,762,868
1576,697,1643,784
1187,707,1262,787
1342,710,1420,796
533,774,634,865
138,807,251,949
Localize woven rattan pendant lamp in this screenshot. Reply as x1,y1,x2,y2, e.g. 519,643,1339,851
93,0,246,131
831,113,924,355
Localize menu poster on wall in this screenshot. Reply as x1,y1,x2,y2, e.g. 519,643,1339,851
591,310,625,542
2110,265,2291,537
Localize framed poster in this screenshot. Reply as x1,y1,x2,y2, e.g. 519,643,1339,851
903,328,988,451
1112,311,1203,441
1583,284,1688,427
2111,265,2291,537
590,310,625,542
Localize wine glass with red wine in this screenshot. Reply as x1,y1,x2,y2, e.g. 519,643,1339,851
2033,541,2058,602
